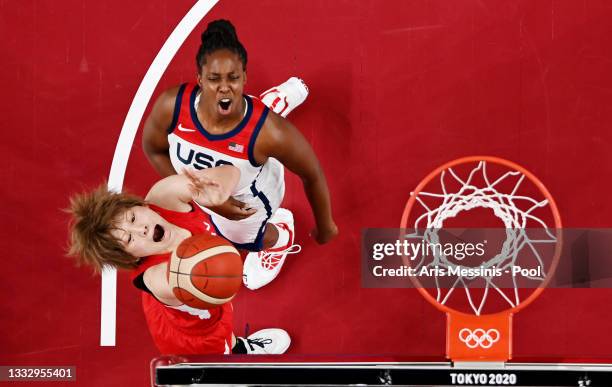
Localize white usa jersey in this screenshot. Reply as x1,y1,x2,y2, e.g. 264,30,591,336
167,83,285,251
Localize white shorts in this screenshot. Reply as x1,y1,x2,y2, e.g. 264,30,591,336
204,158,285,251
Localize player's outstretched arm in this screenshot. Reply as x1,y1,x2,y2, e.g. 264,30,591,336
145,165,240,212
142,87,180,177
255,113,338,244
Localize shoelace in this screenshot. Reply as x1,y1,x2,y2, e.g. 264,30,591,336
246,337,273,351
260,244,302,270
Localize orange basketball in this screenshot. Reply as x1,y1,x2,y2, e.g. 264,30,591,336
168,233,242,309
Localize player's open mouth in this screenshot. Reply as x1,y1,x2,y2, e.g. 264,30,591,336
153,224,165,242
218,98,232,114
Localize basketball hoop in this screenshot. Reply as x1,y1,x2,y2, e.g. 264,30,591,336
400,156,562,362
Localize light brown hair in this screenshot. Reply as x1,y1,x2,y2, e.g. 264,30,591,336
67,184,145,274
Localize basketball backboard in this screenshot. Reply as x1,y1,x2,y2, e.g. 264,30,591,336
151,354,612,386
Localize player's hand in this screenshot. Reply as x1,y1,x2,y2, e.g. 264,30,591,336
208,196,257,220
183,169,226,206
310,221,339,244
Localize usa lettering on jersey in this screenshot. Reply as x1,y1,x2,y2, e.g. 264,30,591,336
175,142,234,170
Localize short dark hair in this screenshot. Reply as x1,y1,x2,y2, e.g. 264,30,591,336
196,19,247,72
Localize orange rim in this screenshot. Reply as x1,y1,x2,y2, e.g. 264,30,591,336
400,155,563,316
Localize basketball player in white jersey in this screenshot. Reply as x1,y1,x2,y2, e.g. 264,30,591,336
142,20,338,290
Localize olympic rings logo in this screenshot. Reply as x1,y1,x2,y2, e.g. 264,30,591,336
458,328,500,349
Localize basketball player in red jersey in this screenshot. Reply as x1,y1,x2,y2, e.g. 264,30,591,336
142,19,338,290
67,166,290,355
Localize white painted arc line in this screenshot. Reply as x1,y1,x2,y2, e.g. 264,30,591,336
101,0,220,347
99,265,116,345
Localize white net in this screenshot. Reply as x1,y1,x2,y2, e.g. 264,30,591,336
405,160,559,315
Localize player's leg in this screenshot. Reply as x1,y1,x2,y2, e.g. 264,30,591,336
210,159,301,290
261,222,279,248
242,208,302,290
259,77,309,117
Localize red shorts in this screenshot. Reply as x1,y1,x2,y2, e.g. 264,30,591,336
141,293,234,354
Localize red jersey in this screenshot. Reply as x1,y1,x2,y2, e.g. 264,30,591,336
131,204,233,354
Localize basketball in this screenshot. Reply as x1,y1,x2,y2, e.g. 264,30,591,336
168,233,243,309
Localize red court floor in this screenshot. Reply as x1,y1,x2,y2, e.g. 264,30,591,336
2,1,612,385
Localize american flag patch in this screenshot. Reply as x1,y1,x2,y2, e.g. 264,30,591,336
228,142,244,153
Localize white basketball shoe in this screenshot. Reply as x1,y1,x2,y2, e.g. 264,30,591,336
237,328,291,355
242,208,302,290
259,77,309,118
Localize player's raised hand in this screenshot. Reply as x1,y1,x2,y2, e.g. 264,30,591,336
183,169,226,206
310,221,339,244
